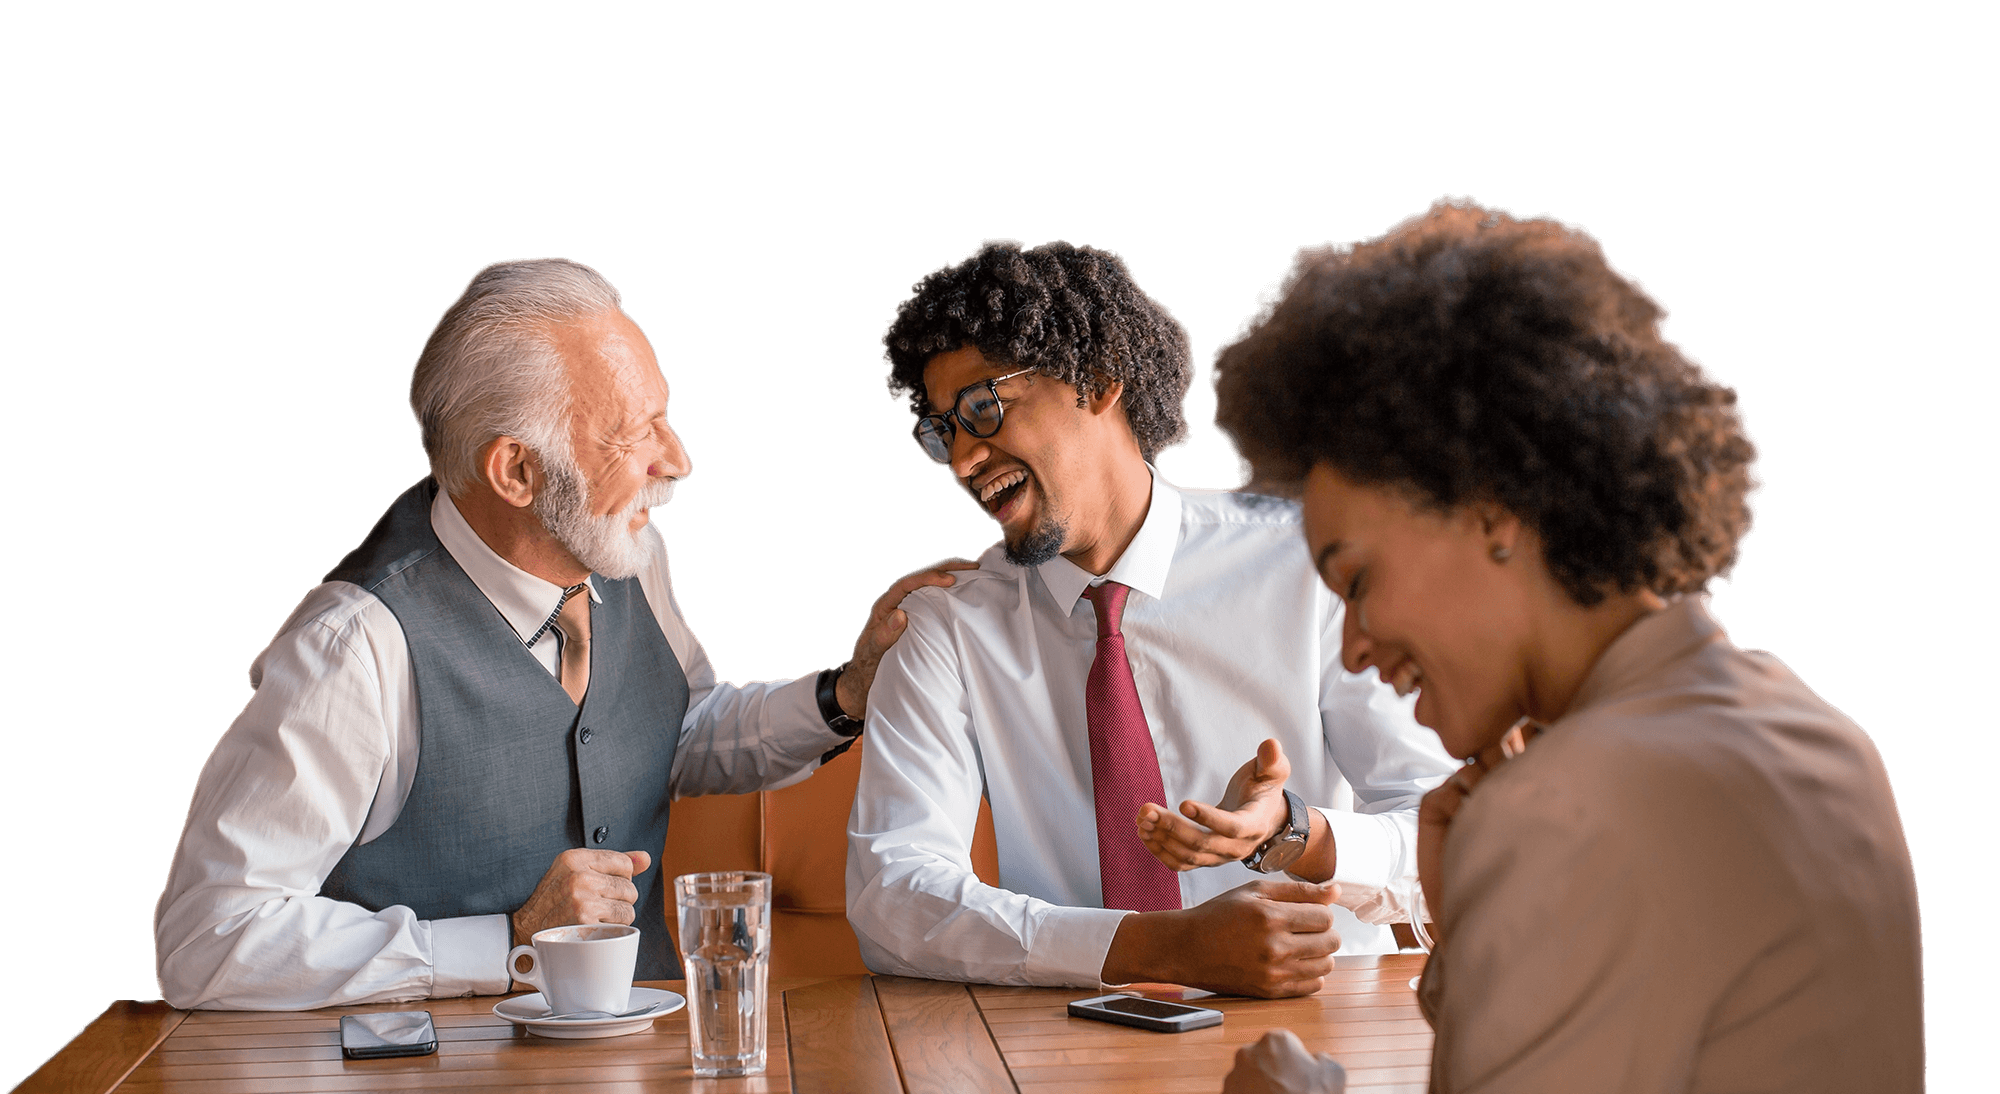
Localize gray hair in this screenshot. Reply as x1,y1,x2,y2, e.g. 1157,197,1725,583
411,259,622,496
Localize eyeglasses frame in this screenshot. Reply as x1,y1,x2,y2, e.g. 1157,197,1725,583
912,367,1037,463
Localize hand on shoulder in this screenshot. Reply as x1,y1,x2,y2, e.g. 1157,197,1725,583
835,559,979,718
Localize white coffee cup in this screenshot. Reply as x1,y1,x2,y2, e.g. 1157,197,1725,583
506,924,639,1016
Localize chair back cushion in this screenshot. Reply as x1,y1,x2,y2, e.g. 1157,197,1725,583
659,738,1000,977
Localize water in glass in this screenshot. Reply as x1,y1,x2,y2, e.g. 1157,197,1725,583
676,872,771,1077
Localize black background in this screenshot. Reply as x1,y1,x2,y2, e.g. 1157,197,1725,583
7,156,1928,1088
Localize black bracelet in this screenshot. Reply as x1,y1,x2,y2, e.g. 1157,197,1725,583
815,664,864,738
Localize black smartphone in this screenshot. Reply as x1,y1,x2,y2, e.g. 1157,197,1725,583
1067,993,1224,1033
339,1011,439,1059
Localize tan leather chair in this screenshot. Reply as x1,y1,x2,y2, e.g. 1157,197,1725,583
660,738,999,977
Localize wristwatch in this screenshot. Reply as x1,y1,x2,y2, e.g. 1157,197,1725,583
1244,789,1310,874
815,664,864,764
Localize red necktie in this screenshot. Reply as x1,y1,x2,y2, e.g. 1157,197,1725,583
1082,582,1183,912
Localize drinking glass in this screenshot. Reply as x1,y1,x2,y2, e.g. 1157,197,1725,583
1406,880,1434,991
675,871,772,1077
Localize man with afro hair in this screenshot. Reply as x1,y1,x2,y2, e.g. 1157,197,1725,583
844,242,1453,995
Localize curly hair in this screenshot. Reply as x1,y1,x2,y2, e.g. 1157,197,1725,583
885,242,1192,462
1214,201,1756,607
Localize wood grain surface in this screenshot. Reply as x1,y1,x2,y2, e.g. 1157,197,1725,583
872,977,1014,1094
971,954,1431,1094
15,1001,189,1094
98,978,825,1094
781,976,901,1094
26,957,1432,1093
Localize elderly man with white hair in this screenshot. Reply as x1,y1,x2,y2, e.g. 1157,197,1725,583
155,259,963,1009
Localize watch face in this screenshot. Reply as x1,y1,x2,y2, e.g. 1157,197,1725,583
1255,835,1308,874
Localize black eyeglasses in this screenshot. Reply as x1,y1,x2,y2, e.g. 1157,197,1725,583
912,367,1035,463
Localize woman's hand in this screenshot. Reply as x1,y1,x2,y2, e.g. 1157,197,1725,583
1221,1030,1346,1093
1417,724,1530,946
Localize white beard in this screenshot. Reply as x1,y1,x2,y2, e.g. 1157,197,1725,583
532,458,678,580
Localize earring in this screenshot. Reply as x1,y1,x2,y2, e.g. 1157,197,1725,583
1490,545,1511,562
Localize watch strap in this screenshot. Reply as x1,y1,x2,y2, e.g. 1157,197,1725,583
815,664,865,735
815,664,864,765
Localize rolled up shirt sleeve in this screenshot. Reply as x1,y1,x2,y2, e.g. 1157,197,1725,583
846,592,1128,987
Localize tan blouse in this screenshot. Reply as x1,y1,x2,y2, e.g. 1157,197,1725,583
1419,598,1922,1092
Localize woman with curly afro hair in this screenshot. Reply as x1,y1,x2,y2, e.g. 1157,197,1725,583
1214,203,1920,1094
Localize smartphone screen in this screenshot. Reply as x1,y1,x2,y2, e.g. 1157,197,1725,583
340,1011,438,1058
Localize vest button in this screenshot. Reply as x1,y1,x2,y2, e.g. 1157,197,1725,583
578,727,594,744
593,826,609,844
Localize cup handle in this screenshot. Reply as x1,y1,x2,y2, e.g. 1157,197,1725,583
507,944,544,993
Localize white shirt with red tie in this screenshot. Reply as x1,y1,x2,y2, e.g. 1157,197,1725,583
846,470,1456,987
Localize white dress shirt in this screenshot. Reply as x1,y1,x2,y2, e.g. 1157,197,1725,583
846,473,1455,987
156,491,839,1010
1418,598,1922,1092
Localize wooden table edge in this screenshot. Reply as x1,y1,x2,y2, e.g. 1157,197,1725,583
14,1000,188,1094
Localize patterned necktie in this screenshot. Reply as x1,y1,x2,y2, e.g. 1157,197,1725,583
1082,582,1182,912
553,582,592,705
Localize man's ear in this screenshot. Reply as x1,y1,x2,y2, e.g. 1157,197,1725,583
480,436,539,510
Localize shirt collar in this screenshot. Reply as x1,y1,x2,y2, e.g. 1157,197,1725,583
1036,466,1182,610
430,490,601,648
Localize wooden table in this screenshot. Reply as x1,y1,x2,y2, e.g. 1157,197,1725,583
19,955,1430,1094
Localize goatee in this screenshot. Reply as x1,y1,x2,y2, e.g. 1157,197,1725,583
1004,516,1067,568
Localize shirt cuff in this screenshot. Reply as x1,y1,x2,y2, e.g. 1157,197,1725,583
431,914,512,997
1316,806,1395,893
779,671,831,733
1025,905,1133,987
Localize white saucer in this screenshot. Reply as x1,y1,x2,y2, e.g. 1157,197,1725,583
494,986,685,1039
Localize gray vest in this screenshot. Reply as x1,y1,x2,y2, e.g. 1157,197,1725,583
319,479,689,980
